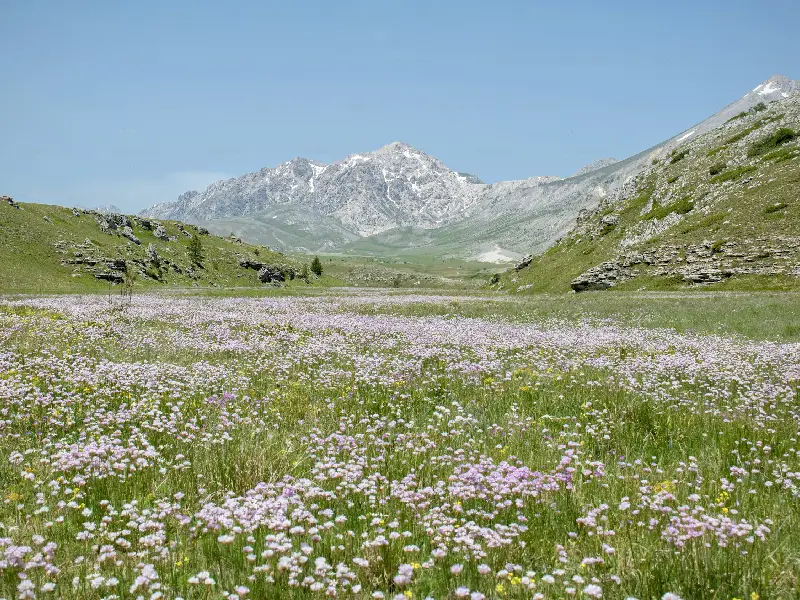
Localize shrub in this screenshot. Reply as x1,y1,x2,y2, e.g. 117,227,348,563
711,239,726,254
300,264,311,283
310,256,323,277
667,175,680,184
748,128,797,157
764,202,788,214
489,273,500,285
762,147,799,163
145,265,162,280
645,196,694,220
669,149,690,164
710,165,756,184
725,102,766,123
709,162,727,176
706,146,727,157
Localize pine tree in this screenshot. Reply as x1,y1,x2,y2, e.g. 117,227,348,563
188,234,204,266
310,256,323,277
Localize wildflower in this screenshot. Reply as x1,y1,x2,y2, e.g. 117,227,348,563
583,584,603,598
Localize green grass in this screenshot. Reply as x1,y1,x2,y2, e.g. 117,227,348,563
0,201,312,293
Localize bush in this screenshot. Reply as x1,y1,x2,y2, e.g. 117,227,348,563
711,239,726,254
762,147,799,163
764,202,788,214
645,196,694,220
748,128,797,157
725,102,767,123
300,264,310,283
708,162,727,176
710,165,756,184
145,265,162,280
310,256,323,277
669,149,690,164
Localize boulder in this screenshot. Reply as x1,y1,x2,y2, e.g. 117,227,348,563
258,265,286,284
134,217,154,230
153,224,169,241
600,214,619,227
514,254,533,271
121,226,141,245
2,195,20,209
146,243,160,264
239,258,265,270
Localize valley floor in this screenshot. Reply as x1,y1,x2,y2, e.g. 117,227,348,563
1,290,798,599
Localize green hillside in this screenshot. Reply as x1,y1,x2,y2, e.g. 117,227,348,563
0,200,309,292
504,98,800,292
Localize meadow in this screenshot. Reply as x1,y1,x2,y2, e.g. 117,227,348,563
0,290,798,599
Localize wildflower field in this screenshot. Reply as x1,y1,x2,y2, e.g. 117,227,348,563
1,291,798,599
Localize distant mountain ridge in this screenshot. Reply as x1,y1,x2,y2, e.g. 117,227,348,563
142,75,799,260
142,142,494,237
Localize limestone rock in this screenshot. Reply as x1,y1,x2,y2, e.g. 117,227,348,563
258,265,285,284
121,226,141,245
515,254,533,271
152,224,169,241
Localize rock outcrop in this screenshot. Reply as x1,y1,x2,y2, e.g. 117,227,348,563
571,237,800,291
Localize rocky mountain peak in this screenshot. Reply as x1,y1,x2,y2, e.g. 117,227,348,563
749,74,800,99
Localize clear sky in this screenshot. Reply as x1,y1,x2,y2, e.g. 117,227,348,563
1,1,798,213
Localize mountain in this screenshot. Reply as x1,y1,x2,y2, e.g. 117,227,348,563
142,75,799,262
571,158,619,177
142,142,489,239
504,88,800,292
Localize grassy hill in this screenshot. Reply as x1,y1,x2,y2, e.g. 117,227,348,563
504,97,800,293
0,200,493,293
0,200,314,293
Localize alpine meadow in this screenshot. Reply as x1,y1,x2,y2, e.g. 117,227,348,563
2,3,800,600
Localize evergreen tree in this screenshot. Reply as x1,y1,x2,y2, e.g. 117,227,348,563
310,255,323,277
188,234,205,266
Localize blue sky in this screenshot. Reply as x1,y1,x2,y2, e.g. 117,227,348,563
1,1,798,213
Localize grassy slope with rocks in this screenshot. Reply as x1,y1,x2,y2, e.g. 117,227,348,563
505,96,800,293
0,200,492,293
0,201,310,292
